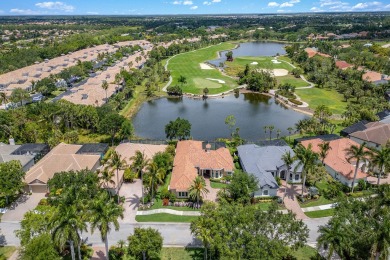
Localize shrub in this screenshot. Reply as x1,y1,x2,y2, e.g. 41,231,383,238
162,198,169,206
288,98,303,105
108,245,127,260
234,162,240,169
141,194,151,204
123,168,138,183
38,198,48,206
167,85,183,96
160,188,171,199
276,177,282,186
169,192,177,203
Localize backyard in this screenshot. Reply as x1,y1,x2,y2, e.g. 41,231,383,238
167,43,238,95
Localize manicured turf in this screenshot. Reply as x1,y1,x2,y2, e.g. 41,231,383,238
161,247,204,260
299,196,334,208
305,208,335,218
295,87,347,114
224,56,309,88
291,245,319,259
135,213,198,222
0,246,17,259
210,181,228,189
167,43,238,95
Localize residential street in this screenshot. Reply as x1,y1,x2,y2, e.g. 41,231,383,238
0,218,329,247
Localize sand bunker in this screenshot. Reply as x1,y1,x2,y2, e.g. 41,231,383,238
258,69,289,77
271,59,281,64
250,62,258,65
199,63,214,70
206,78,226,84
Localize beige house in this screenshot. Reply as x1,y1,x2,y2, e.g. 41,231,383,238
24,143,101,193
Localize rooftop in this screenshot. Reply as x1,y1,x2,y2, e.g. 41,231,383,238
350,122,390,146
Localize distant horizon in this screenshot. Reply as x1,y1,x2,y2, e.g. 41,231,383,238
1,0,390,16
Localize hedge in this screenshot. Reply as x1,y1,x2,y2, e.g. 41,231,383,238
288,98,303,105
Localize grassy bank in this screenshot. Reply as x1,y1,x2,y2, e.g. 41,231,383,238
305,208,335,218
167,42,238,95
0,246,17,259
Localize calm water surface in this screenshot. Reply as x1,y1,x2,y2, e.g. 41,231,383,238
208,41,287,67
133,93,308,141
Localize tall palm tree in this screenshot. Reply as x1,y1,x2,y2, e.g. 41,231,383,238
318,141,332,165
89,192,124,260
130,150,150,203
344,142,372,193
370,147,390,186
101,80,109,103
189,176,209,207
99,167,116,190
108,151,127,203
317,220,349,260
0,92,8,106
145,162,165,199
268,125,275,141
281,151,296,200
294,144,319,196
50,204,87,260
263,125,268,140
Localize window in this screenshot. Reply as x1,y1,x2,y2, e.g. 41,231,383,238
178,192,188,197
295,174,299,181
263,189,269,196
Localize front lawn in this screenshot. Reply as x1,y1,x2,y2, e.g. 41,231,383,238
210,181,228,189
0,246,17,259
291,245,319,259
135,213,198,223
295,87,347,114
305,208,335,218
299,196,334,208
161,247,204,260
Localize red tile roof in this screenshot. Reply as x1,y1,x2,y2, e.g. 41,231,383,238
170,140,234,192
335,60,353,70
305,48,331,58
301,138,368,180
350,122,390,146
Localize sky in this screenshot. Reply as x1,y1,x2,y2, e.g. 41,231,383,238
0,0,390,15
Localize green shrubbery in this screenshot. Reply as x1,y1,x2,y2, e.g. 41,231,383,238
288,98,303,105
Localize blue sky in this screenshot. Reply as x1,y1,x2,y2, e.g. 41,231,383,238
0,0,389,15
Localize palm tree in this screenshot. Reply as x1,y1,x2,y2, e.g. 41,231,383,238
344,142,372,193
281,151,296,200
99,167,116,190
317,221,349,260
294,144,319,196
178,75,187,85
108,151,127,203
51,204,87,260
268,125,275,141
89,192,124,260
263,125,268,140
101,80,109,103
189,176,209,207
145,162,165,199
318,141,332,165
370,147,390,186
276,129,281,139
0,92,8,106
130,151,150,203
287,127,294,142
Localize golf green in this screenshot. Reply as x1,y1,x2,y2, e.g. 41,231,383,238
167,43,238,95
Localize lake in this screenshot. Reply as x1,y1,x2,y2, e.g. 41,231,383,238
208,41,287,67
133,93,308,141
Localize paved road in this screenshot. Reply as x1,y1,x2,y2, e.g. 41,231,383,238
0,218,329,247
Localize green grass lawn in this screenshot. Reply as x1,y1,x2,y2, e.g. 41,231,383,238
0,246,17,259
277,75,310,88
295,87,347,114
291,245,319,260
168,42,238,95
135,213,198,223
299,196,334,208
210,181,228,189
161,247,204,260
257,202,273,211
305,208,335,218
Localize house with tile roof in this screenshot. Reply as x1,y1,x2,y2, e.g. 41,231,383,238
169,140,234,198
0,143,35,172
335,60,353,70
349,122,390,149
24,143,101,193
301,138,368,187
237,144,302,197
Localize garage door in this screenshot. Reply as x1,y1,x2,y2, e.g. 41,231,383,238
30,185,47,193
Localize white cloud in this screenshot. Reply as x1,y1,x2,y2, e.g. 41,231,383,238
203,1,212,5
310,7,324,12
183,0,193,5
212,0,222,2
351,1,382,10
289,0,300,3
280,2,293,7
385,4,390,8
190,5,198,9
268,2,280,7
35,1,74,12
352,3,368,9
173,1,182,4
86,11,99,14
10,8,43,14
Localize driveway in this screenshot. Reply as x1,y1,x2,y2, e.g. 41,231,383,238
1,193,45,222
119,180,143,223
204,179,218,202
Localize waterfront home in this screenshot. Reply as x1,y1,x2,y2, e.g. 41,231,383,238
349,122,390,149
